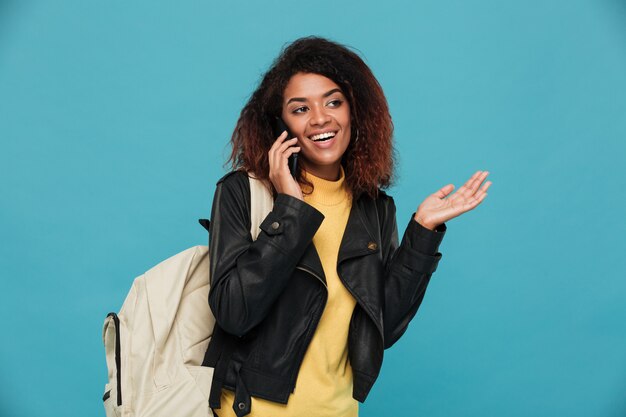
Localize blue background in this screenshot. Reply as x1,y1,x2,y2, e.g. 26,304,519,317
1,1,625,416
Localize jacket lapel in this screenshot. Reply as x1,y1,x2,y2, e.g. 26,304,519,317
338,196,385,338
296,196,381,288
338,197,380,265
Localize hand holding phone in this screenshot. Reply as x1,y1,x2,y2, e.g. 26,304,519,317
268,117,303,200
272,117,298,178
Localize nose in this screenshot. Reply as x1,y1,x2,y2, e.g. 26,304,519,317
309,104,331,126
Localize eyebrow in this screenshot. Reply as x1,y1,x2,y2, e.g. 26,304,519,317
286,88,343,105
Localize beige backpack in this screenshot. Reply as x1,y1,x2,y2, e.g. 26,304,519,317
102,173,273,417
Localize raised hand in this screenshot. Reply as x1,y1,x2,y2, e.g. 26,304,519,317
268,130,303,200
414,170,492,230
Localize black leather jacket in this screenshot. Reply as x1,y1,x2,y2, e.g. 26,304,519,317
202,170,447,417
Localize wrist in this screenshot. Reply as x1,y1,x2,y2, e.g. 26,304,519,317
413,213,435,231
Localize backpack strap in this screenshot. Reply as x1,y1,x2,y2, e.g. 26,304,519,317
197,172,273,235
247,171,274,240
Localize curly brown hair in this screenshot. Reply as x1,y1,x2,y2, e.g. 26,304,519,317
225,35,397,200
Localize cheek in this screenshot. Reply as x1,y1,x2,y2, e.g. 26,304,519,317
342,134,352,152
282,115,306,138
295,122,309,138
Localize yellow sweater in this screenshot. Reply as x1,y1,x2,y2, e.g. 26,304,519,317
218,165,358,417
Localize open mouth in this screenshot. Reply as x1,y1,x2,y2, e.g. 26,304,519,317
308,131,337,142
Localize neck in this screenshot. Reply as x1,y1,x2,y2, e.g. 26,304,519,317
300,162,341,181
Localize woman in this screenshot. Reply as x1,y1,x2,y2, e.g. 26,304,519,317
204,36,491,417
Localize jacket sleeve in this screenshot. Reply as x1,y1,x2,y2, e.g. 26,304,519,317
208,172,325,338
379,195,446,349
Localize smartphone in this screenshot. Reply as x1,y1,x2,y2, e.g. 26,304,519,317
272,116,298,177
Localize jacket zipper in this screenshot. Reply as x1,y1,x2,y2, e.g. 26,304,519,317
295,265,327,289
289,266,328,391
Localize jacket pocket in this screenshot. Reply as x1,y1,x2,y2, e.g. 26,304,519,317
187,364,215,403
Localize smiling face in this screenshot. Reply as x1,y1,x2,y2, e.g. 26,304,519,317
281,72,351,181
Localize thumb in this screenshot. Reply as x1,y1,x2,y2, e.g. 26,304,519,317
434,184,454,199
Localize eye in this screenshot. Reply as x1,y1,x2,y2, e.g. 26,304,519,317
293,106,308,114
328,99,343,107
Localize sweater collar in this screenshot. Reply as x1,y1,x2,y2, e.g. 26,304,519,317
301,165,348,206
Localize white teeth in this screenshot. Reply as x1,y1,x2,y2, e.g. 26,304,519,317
309,131,336,141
